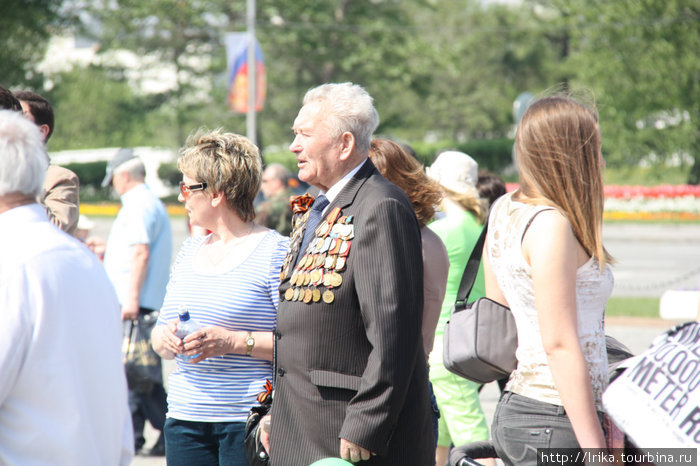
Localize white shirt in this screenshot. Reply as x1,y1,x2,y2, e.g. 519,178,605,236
0,204,133,466
486,193,613,409
320,159,366,214
104,183,172,310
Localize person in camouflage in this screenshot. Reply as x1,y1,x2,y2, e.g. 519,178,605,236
255,163,294,236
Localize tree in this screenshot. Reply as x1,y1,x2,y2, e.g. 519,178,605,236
255,0,426,144
83,0,246,146
529,0,700,174
47,66,154,150
0,0,65,88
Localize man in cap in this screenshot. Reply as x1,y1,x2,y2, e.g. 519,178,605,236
102,148,172,456
0,109,133,465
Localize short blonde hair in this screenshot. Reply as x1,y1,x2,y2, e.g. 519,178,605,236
177,128,262,222
515,94,612,268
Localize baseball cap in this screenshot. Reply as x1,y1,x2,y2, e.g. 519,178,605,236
426,150,479,194
102,148,136,187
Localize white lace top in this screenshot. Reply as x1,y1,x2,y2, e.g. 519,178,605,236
486,193,613,409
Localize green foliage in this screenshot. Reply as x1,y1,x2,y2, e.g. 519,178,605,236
0,0,61,88
63,160,107,187
5,0,699,186
46,66,160,150
530,0,700,171
260,149,298,173
603,165,691,187
410,139,515,173
61,160,114,202
605,297,659,318
158,162,181,188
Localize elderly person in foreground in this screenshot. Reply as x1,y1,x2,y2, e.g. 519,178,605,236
0,109,133,465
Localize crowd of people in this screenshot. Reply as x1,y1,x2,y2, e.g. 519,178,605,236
1,80,622,466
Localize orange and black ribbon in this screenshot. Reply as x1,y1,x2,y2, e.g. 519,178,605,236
290,193,314,214
257,379,273,403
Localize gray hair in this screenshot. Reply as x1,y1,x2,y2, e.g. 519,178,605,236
0,110,48,197
303,82,379,153
114,156,146,181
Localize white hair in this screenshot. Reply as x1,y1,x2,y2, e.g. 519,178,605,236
303,82,380,153
114,156,146,181
0,110,48,197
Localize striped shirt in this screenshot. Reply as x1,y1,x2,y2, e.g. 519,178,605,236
157,230,289,422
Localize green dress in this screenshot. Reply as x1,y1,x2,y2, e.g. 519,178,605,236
428,208,490,447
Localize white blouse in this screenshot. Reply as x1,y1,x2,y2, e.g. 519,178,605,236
486,193,613,409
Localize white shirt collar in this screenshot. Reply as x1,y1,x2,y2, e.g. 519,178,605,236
320,158,367,211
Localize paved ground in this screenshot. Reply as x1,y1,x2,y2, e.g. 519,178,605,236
96,216,690,464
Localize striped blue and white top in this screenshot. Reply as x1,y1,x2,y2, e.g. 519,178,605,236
157,230,289,422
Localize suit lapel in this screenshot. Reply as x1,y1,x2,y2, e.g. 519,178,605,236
279,159,376,285
326,158,376,212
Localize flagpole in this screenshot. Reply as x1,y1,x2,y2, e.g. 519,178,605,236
246,0,257,146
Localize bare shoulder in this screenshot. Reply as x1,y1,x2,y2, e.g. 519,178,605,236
521,208,577,264
524,208,570,238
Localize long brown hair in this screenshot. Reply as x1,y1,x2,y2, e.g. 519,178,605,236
515,95,613,268
369,139,443,227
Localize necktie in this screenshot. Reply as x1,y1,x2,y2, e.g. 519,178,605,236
297,194,329,263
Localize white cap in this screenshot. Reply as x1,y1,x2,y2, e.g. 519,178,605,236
426,150,478,194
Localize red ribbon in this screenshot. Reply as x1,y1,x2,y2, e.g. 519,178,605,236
289,193,314,214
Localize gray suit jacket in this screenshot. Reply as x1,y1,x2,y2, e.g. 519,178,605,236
271,160,434,466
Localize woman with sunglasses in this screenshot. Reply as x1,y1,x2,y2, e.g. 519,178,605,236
151,129,289,465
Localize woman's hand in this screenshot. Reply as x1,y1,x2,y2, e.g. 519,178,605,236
151,320,184,360
184,326,235,363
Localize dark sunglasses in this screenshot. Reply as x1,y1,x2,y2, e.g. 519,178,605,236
179,181,208,198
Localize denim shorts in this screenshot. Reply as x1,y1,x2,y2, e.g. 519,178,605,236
492,391,603,466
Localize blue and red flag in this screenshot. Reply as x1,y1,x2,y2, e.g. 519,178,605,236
225,32,266,113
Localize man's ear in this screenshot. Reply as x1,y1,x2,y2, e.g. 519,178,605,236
38,124,50,142
338,132,355,161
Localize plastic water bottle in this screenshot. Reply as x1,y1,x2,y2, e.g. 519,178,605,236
175,305,201,361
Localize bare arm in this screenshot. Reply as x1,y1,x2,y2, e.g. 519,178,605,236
185,329,274,363
524,211,606,449
123,243,149,320
151,323,274,362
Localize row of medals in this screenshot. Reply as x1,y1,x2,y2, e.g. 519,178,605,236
283,207,354,305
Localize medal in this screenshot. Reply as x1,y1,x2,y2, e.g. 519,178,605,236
284,288,294,301
322,290,335,303
312,288,322,302
330,271,343,288
303,288,313,303
310,269,322,285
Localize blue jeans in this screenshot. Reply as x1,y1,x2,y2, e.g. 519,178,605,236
164,417,248,466
492,392,601,466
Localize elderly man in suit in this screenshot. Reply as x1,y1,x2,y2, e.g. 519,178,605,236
264,83,433,465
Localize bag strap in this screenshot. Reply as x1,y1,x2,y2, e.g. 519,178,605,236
454,216,488,309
